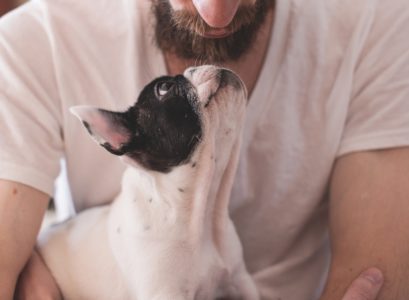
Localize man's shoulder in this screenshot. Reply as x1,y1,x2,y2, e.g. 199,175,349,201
1,0,152,38
283,0,408,54
0,0,157,69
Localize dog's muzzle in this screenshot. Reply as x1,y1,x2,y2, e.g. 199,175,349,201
184,65,248,104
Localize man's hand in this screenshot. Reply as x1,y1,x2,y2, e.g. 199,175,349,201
342,268,383,300
14,250,62,300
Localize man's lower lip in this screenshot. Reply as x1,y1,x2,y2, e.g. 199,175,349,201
201,28,231,39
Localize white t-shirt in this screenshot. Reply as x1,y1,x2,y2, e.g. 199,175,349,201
1,0,409,298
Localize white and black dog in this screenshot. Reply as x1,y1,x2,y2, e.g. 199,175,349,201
38,65,259,300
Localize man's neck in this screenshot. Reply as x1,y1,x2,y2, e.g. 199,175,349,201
164,8,275,97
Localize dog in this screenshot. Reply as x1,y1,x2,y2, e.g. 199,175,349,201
37,65,259,300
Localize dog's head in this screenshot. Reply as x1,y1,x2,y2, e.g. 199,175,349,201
71,65,247,173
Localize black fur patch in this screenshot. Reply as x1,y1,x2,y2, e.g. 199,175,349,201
83,121,92,135
112,75,202,173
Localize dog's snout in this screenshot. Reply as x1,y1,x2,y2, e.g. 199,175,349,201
184,66,217,82
184,67,198,79
183,66,248,104
218,69,237,89
218,69,240,89
218,69,248,100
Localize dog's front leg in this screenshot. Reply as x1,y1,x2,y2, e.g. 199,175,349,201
237,273,259,300
222,269,259,300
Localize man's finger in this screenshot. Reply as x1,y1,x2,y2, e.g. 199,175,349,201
342,268,384,300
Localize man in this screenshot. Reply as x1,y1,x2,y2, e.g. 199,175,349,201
0,1,14,16
2,0,409,298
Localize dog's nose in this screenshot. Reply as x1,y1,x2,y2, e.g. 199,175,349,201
188,68,196,76
219,69,238,89
184,67,197,78
218,69,248,99
183,66,248,104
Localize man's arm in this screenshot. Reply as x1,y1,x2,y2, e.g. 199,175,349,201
0,179,48,299
320,147,409,299
0,176,382,300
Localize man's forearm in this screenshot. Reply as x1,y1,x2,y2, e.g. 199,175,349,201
0,270,18,299
325,148,409,299
0,180,49,299
0,230,34,300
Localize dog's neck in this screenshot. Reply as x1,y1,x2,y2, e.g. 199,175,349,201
116,129,241,246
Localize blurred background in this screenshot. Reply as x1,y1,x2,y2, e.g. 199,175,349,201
0,0,26,16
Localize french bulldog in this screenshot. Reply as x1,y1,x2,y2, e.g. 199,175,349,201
37,65,259,300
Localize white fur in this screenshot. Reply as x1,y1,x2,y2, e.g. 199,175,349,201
38,65,259,300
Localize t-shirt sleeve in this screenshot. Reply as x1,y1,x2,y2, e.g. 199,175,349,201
0,3,63,196
337,0,409,157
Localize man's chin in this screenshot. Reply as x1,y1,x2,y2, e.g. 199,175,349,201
153,0,273,63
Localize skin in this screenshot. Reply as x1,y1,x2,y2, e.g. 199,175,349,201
9,0,407,299
168,0,254,28
0,180,59,300
320,148,409,300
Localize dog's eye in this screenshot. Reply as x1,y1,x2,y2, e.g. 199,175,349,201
155,81,174,98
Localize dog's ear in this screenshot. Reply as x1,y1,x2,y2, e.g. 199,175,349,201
70,106,132,155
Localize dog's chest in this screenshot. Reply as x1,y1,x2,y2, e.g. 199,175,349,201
106,168,228,299
109,168,178,234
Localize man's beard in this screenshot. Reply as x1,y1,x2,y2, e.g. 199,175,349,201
153,0,274,64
